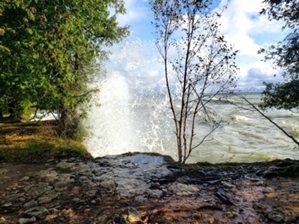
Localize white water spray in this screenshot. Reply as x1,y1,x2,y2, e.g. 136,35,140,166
84,38,175,158
84,72,138,156
84,38,299,163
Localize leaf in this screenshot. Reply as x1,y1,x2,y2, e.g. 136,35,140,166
26,28,33,35
0,28,5,35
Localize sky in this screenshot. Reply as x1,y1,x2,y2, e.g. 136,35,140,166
106,0,288,93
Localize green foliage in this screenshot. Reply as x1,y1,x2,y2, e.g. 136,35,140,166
0,96,9,116
259,0,299,111
0,0,128,135
260,80,299,110
20,100,36,120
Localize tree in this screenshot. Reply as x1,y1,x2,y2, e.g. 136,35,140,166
0,1,35,119
150,0,238,163
0,0,128,136
259,0,299,111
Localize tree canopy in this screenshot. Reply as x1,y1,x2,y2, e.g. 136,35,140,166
0,0,128,136
259,0,299,111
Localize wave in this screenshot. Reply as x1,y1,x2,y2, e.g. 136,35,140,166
231,115,253,122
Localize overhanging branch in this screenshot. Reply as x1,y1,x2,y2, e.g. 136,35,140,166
240,95,299,147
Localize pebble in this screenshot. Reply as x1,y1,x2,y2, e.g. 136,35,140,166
145,189,163,198
267,210,286,223
24,206,49,219
23,200,37,209
170,182,199,196
262,187,275,193
121,206,143,223
0,168,8,174
253,202,268,211
3,202,12,207
18,218,31,224
0,217,6,224
221,181,235,188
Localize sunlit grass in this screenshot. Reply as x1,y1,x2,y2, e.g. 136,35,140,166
0,117,91,162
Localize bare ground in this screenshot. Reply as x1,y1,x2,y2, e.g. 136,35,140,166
1,156,299,224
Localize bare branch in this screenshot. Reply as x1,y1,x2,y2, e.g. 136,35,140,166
239,95,299,147
150,0,238,163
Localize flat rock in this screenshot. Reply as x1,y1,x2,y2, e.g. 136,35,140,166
24,206,49,219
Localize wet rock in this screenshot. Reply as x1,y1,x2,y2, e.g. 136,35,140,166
207,217,214,224
170,182,199,196
0,168,8,174
71,162,91,175
45,214,58,221
176,175,192,183
84,189,98,197
29,216,37,222
225,211,239,218
2,202,12,207
94,172,114,182
24,206,49,219
120,206,143,224
49,208,60,214
0,217,6,224
6,192,25,202
18,218,31,224
54,173,74,188
39,169,58,182
19,176,30,181
23,200,37,209
145,189,163,198
37,190,60,204
267,210,286,223
56,160,73,170
252,202,268,212
134,195,146,202
143,167,173,179
26,183,53,198
72,197,81,203
221,181,235,188
262,187,275,193
100,180,116,189
116,178,147,196
252,180,264,186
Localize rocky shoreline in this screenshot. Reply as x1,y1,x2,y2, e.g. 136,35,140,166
1,153,299,223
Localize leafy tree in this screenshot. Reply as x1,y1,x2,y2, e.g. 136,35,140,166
259,0,299,111
0,0,128,136
150,0,238,163
0,1,33,119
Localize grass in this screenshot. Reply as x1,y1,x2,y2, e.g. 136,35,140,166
0,116,91,162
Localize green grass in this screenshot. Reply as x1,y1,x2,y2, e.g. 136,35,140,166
0,117,91,162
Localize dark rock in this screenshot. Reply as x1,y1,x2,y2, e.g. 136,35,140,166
24,206,49,219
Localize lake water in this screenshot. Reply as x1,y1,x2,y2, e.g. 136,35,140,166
83,38,299,163
83,75,299,163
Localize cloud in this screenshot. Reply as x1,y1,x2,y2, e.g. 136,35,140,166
236,61,284,91
109,0,288,92
215,0,288,90
117,0,148,25
218,0,285,58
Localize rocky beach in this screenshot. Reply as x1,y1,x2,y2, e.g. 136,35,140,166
1,153,299,223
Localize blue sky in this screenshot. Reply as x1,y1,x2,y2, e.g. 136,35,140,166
106,0,288,93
